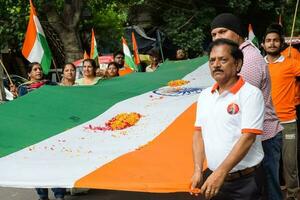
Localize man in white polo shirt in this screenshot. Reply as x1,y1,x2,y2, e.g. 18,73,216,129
190,39,265,200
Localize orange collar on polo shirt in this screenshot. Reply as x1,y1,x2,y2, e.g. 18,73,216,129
211,76,245,94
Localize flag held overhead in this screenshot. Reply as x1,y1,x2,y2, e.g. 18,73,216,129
122,37,137,71
248,24,259,47
90,28,99,59
22,0,52,74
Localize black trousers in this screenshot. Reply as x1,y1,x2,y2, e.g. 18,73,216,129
202,166,264,200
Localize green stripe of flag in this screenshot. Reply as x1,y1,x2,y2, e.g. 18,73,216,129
0,57,207,157
37,33,52,74
125,54,137,71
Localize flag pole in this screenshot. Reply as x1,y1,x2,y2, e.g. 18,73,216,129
288,0,299,57
156,30,165,62
0,59,13,85
52,59,61,83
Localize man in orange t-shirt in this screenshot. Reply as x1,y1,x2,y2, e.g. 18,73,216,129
262,24,300,199
281,45,300,60
113,50,133,76
282,46,300,146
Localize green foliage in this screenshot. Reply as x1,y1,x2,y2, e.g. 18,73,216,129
162,8,212,57
0,0,299,56
83,1,130,53
227,0,251,14
257,0,276,10
282,0,300,36
80,0,142,53
0,0,29,51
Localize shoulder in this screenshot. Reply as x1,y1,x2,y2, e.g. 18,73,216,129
94,77,102,84
197,87,213,101
75,78,84,85
240,82,263,99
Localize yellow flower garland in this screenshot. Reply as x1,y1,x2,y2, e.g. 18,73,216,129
167,79,190,87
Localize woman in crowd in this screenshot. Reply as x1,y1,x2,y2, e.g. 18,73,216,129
105,62,119,78
60,63,76,86
10,62,56,97
75,59,101,85
11,62,65,200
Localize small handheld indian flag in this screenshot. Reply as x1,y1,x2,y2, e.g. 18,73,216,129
83,50,90,59
131,32,140,65
122,37,137,71
90,28,99,59
22,0,52,74
248,24,259,47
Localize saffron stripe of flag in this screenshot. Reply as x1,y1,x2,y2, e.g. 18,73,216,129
122,37,137,71
83,50,90,59
131,32,140,66
90,28,99,59
22,0,52,74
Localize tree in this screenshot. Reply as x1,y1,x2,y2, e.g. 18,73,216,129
128,0,299,57
0,0,29,52
0,0,299,67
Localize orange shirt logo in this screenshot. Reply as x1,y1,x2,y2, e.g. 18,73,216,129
227,103,239,115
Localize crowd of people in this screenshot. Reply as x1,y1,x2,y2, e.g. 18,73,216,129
4,12,300,200
190,13,300,200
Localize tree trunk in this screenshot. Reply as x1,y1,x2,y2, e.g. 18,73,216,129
43,0,83,63
0,55,6,102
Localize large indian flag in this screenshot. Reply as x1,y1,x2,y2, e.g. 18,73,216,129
22,0,52,74
0,57,213,192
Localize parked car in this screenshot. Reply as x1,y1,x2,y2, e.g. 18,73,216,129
2,75,28,101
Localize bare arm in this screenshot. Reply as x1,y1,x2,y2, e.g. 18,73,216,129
190,129,205,195
201,133,257,199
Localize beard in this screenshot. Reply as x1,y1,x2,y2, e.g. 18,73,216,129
266,48,281,56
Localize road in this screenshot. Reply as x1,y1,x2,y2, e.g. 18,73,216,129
0,187,198,200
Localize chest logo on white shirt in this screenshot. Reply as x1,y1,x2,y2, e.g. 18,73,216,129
227,103,239,115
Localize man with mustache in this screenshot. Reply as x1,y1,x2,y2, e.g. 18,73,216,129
209,13,283,200
190,38,265,200
262,24,300,200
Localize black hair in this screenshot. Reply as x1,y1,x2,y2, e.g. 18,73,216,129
148,48,160,57
113,50,124,58
62,63,76,71
208,38,244,64
107,61,119,76
27,62,42,74
83,59,97,76
263,23,285,44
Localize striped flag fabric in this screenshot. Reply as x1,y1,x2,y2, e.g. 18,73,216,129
131,32,141,67
22,0,52,74
83,50,90,59
0,57,213,192
122,37,137,71
90,28,99,59
248,24,259,47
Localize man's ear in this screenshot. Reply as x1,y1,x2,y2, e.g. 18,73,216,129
236,59,243,72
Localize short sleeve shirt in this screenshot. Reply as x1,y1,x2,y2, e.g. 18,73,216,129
195,77,265,172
